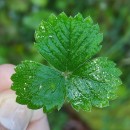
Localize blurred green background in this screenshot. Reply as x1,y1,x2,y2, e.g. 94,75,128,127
0,0,130,130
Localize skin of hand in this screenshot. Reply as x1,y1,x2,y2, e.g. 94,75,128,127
0,64,50,130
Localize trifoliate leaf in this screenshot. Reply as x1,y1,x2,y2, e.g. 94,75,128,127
11,13,122,112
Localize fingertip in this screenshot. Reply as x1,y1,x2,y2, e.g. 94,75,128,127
0,64,15,92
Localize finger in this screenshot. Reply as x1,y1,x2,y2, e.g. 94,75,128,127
0,64,33,130
0,64,50,129
27,109,50,130
0,64,15,92
0,92,33,130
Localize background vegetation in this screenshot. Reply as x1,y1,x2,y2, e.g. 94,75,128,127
0,0,130,130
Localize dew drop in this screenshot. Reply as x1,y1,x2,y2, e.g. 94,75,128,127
39,85,42,89
49,35,52,38
107,94,110,99
41,26,45,30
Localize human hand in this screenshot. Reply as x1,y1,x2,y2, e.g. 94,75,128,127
0,64,50,130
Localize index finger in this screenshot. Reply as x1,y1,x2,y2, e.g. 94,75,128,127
0,64,15,92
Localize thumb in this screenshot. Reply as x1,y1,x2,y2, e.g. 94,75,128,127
0,92,33,130
0,64,33,130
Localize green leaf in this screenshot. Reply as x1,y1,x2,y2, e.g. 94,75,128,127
11,13,122,112
67,57,122,111
11,61,65,112
35,12,103,72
